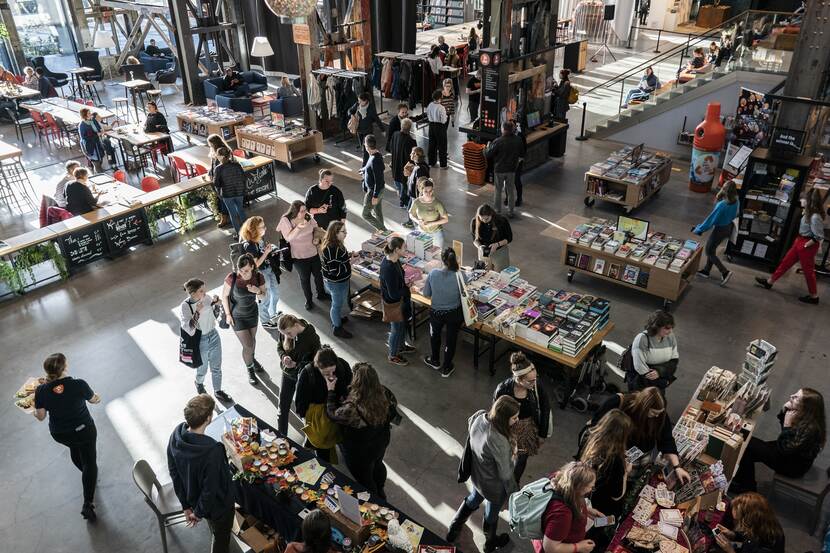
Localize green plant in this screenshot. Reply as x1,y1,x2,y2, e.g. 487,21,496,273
146,200,177,239
0,259,22,294
184,187,220,221
14,242,68,283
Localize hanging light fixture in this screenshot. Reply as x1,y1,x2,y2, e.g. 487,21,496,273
262,0,317,20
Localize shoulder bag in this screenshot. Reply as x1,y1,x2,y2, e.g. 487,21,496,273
179,302,203,367
277,228,293,272
381,262,405,323
534,384,554,438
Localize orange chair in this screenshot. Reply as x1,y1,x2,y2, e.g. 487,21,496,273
140,176,160,192
113,170,127,183
233,148,246,159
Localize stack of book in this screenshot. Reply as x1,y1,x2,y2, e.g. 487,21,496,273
405,231,434,259
587,146,671,187
739,339,776,386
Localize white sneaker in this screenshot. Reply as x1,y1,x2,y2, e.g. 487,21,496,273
720,271,732,287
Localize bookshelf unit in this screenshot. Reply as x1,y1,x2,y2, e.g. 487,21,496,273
425,0,465,28
725,147,812,268
584,150,672,213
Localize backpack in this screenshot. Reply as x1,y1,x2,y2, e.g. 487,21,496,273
567,85,579,105
508,478,561,539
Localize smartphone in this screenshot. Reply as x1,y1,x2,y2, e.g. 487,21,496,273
593,515,615,528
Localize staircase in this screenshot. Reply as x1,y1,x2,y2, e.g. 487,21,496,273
574,10,795,139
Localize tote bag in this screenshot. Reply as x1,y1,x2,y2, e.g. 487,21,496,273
179,303,202,367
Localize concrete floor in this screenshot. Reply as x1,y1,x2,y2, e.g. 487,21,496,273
0,76,828,553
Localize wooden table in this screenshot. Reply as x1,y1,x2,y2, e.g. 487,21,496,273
176,107,253,140
104,124,168,148
0,140,22,161
119,79,152,121
235,126,323,171
0,84,40,101
21,98,116,125
552,213,701,307
584,153,672,213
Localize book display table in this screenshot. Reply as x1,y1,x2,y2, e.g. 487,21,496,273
584,145,672,213
176,106,253,141
552,214,701,309
236,122,323,171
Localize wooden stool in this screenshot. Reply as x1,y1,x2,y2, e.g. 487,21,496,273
146,89,166,115
113,97,130,122
771,465,830,534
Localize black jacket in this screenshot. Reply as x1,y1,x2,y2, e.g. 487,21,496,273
485,133,524,173
386,116,403,152
321,244,351,283
213,161,246,198
144,111,170,134
390,131,417,183
470,214,513,247
362,151,385,197
591,394,678,455
65,181,97,215
348,101,380,135
294,357,352,419
379,257,408,303
493,377,551,437
167,422,234,520
407,162,430,200
277,320,321,378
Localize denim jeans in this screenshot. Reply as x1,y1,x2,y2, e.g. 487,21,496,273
324,279,350,328
222,196,246,233
393,180,408,207
195,329,223,391
388,320,406,358
259,267,280,323
493,172,516,215
464,488,504,541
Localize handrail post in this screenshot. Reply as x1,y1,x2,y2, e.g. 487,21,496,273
627,27,634,49
619,80,625,111
654,29,661,53
575,102,588,141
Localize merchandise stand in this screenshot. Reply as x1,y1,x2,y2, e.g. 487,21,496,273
584,146,673,213
235,125,323,172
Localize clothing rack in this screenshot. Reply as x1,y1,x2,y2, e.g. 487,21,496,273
309,67,370,143
373,51,431,116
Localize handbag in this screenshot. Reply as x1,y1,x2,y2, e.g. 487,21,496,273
179,303,202,367
534,385,554,439
381,300,404,323
214,301,229,329
457,434,474,483
278,231,293,272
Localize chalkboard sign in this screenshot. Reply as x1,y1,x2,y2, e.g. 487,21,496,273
770,127,805,155
245,162,276,200
60,224,108,268
103,209,151,254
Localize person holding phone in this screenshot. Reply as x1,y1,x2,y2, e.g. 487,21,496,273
239,216,281,329
715,492,784,553
180,278,231,401
34,353,101,521
276,314,321,436
221,254,267,386
471,204,513,271
305,169,347,231
277,200,328,310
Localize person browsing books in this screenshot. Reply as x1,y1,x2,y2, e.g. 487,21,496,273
379,237,414,366
624,310,679,393
422,247,463,378
471,204,513,270
694,180,739,286
409,177,449,249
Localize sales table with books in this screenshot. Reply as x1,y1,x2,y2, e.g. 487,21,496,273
176,106,253,142
205,404,457,553
551,213,702,308
607,340,776,553
236,122,323,171
584,144,672,213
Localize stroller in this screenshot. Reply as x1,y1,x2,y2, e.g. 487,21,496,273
555,340,626,413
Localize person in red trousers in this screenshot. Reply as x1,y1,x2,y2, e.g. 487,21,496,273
756,188,826,304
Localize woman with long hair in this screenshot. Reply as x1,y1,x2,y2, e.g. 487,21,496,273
757,188,826,303
732,388,825,493
493,352,552,482
694,179,739,285
716,492,785,553
206,133,232,228
578,410,632,551
409,177,449,249
34,353,101,521
78,107,105,173
423,247,464,377
532,461,600,553
277,200,328,310
221,253,267,386
379,237,414,366
320,221,353,339
326,363,397,497
284,509,336,553
239,216,281,328
471,204,513,270
591,388,691,484
276,313,321,436
440,78,457,125
447,396,521,552
626,310,679,392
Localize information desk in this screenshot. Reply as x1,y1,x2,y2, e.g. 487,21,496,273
551,214,702,308
205,404,453,550
236,124,323,171
523,122,569,170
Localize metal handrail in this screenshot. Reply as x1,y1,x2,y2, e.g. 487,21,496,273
582,9,791,96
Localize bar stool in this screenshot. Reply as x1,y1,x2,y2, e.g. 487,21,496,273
80,79,102,104
0,159,36,213
146,89,167,115
113,97,131,122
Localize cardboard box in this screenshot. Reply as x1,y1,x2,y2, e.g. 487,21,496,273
240,526,277,553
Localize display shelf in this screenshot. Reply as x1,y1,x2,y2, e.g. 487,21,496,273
235,124,323,171
425,0,465,28
584,146,672,213
176,107,253,141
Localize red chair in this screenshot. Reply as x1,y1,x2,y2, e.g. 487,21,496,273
46,206,73,225
85,100,95,107
29,111,50,143
113,170,127,183
233,148,246,159
42,113,64,146
140,176,160,192
147,142,168,172
193,164,208,176
168,154,192,182
74,98,86,104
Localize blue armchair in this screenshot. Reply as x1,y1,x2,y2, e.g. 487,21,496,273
203,77,226,101
216,93,253,113
270,96,304,118
203,71,268,102
139,48,174,73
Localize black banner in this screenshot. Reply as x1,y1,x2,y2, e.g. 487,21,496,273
60,224,108,269
478,49,503,136
245,162,276,201
103,209,151,254
770,127,805,155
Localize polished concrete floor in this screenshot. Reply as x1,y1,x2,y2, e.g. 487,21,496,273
0,79,828,553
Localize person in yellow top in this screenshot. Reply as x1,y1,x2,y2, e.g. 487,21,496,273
408,177,449,249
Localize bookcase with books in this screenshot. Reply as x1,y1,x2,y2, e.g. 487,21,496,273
560,216,702,307
725,147,812,267
584,144,672,213
425,0,465,28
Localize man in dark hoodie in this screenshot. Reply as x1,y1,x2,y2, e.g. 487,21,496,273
348,92,382,165
167,394,234,553
295,346,352,461
360,134,387,232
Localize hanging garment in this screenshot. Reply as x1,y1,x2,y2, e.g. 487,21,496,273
372,57,382,89
353,76,365,99
391,64,401,100
398,61,412,103
326,77,339,119
381,58,394,97
307,72,322,116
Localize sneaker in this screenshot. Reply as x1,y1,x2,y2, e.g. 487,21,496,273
400,343,416,354
720,271,732,287
247,367,258,385
697,270,710,278
402,220,415,229
81,502,97,522
389,355,409,366
333,326,353,338
484,533,510,553
305,301,314,310
755,277,772,289
798,295,819,304
515,199,523,207
423,356,441,370
340,316,349,325
441,366,456,378
195,382,207,394
253,359,265,373
262,321,278,330
215,390,233,402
